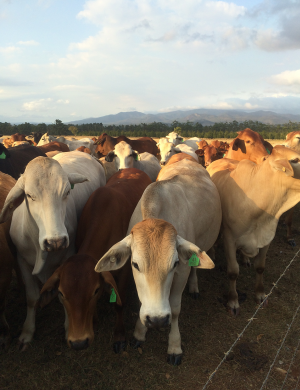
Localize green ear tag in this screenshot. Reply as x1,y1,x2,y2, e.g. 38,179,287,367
223,154,225,158
135,155,138,161
181,139,184,142
266,148,271,155
188,253,199,267
71,184,74,189
0,152,6,159
110,288,117,303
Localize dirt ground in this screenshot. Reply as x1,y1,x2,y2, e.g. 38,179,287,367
1,136,299,390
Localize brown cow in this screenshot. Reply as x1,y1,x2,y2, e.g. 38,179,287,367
94,133,159,158
0,172,19,348
40,168,152,351
3,133,34,148
37,141,70,154
225,128,271,164
196,140,229,167
76,146,91,154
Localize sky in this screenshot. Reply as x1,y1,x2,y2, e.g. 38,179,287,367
0,0,300,123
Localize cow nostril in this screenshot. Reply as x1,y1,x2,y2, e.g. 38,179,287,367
70,338,89,351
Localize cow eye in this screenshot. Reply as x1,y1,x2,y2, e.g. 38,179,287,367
58,290,64,298
291,158,299,163
132,262,140,271
246,140,250,143
94,288,100,296
27,194,35,201
173,260,179,269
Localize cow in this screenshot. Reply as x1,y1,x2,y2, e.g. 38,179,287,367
37,133,96,155
105,141,161,182
95,159,221,365
195,141,229,167
27,132,43,145
99,157,118,182
3,134,34,148
165,132,183,145
225,128,270,164
285,131,300,150
76,146,92,154
40,169,152,351
159,141,197,166
94,133,159,158
182,137,202,150
12,141,29,147
0,151,106,349
0,172,19,349
207,147,300,316
156,153,197,180
37,141,70,154
0,144,46,180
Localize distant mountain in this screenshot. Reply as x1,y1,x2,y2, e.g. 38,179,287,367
67,109,300,126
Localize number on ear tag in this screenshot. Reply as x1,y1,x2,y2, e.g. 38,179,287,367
188,253,199,266
110,288,117,303
71,184,74,189
0,152,6,159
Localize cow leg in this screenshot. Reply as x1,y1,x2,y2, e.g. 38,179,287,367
167,269,189,366
285,207,296,246
0,258,13,349
224,233,239,316
254,245,270,306
18,257,39,350
188,267,199,299
132,317,148,348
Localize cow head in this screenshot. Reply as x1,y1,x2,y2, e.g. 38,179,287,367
105,141,139,170
40,254,121,350
166,132,183,146
95,219,214,329
285,131,300,154
0,157,88,274
159,141,181,166
37,132,55,146
196,145,224,167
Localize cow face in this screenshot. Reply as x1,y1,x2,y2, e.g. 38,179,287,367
37,132,55,146
40,255,121,350
166,132,183,146
285,131,300,153
160,142,181,166
108,141,139,170
95,219,214,329
0,157,88,273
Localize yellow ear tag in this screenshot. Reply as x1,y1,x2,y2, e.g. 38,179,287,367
282,167,286,172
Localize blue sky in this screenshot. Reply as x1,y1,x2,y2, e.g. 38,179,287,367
1,0,300,122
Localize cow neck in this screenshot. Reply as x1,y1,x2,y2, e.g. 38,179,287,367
231,158,300,220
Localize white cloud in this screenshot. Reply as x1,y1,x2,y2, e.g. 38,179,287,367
53,85,79,90
0,46,20,54
22,98,53,111
18,40,39,46
206,1,246,17
206,102,233,109
269,69,300,85
56,99,69,104
244,103,258,109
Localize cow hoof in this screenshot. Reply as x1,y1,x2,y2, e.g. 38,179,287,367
167,353,182,366
113,341,126,354
288,239,296,247
18,341,28,352
130,337,143,349
189,292,199,300
257,297,268,307
227,306,240,317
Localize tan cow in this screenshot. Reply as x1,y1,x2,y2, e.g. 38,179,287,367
207,147,300,315
95,159,221,365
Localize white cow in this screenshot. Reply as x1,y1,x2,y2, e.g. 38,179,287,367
105,141,161,182
166,132,183,145
159,140,197,166
183,137,202,150
95,159,221,365
0,151,106,349
37,133,96,155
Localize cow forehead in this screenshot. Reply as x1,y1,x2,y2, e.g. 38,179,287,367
160,142,173,154
24,157,68,188
131,219,177,276
115,141,132,157
238,128,261,141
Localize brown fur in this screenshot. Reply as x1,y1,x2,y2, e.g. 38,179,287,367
37,141,69,154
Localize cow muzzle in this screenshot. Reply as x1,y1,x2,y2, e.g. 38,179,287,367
43,237,68,251
69,338,89,351
160,161,166,166
145,315,170,329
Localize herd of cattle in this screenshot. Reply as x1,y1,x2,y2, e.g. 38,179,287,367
0,128,300,366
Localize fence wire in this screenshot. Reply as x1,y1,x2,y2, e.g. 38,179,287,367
281,338,300,390
202,248,300,390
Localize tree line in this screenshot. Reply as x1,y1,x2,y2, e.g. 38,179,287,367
0,119,299,139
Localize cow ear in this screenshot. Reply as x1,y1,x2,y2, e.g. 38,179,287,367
68,173,89,184
101,272,122,306
105,151,116,162
95,235,132,273
39,266,62,308
0,176,25,223
176,235,215,269
195,149,204,157
271,158,294,177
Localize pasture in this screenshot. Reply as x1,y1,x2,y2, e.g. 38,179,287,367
0,135,299,390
